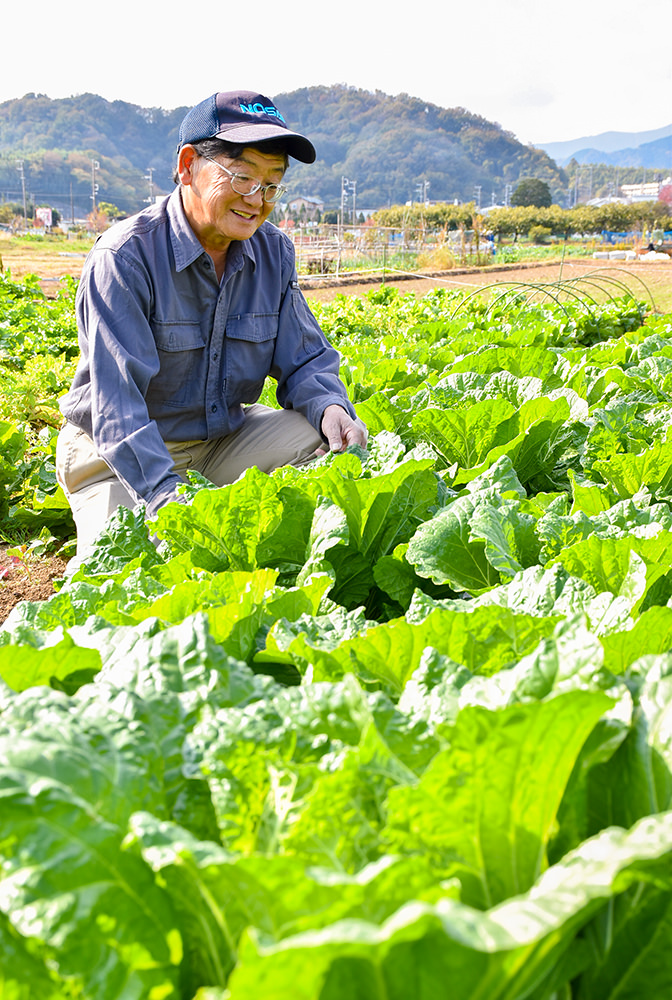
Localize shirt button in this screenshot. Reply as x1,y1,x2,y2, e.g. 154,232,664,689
211,404,217,413
212,352,218,360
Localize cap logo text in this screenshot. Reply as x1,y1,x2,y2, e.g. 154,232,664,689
239,102,286,124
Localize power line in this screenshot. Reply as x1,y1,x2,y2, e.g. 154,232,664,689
0,189,96,201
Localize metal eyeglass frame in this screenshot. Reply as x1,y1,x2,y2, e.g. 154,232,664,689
201,155,287,204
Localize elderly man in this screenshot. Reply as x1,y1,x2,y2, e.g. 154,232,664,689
57,90,366,559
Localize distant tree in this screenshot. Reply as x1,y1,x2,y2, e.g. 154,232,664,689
544,205,573,239
511,178,552,208
500,205,539,241
591,201,633,233
0,203,23,224
529,225,552,245
87,208,110,234
651,199,672,227
659,183,672,209
98,201,125,221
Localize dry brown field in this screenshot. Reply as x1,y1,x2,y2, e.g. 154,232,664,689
3,235,672,313
0,236,90,285
302,258,672,315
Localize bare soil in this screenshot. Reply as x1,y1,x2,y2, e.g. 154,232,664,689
0,548,68,623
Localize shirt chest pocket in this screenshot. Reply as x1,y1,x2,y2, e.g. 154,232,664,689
147,320,207,408
225,313,278,405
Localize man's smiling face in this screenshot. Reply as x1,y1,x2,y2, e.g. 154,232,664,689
178,145,286,255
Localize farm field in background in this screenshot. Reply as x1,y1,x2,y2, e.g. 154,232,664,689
0,232,93,282
3,250,672,996
3,230,672,311
305,257,672,314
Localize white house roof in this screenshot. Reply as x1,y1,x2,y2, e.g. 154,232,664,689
288,195,324,206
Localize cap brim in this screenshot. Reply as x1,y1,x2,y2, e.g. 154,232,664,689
213,122,316,163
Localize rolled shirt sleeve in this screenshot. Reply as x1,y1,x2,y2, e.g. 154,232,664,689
272,272,356,433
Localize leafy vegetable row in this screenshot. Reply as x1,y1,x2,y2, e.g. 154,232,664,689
2,278,672,998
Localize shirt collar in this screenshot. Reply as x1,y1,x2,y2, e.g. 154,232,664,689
167,188,203,271
167,187,258,274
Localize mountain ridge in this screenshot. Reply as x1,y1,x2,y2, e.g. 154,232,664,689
0,87,564,216
537,123,672,167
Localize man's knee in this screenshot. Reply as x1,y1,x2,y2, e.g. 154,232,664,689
56,423,136,557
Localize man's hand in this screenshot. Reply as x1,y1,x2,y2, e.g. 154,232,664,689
319,404,368,454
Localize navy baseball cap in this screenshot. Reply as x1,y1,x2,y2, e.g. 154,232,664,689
177,91,316,163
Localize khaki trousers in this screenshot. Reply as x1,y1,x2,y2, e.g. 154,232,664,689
56,404,324,558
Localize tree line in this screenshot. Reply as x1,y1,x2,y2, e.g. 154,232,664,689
371,200,672,241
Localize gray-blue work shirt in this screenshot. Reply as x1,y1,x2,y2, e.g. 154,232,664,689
60,187,355,514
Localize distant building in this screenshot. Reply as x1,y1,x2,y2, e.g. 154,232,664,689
586,196,629,207
287,195,324,216
621,180,663,202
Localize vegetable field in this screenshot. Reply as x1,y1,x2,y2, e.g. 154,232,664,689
3,271,672,998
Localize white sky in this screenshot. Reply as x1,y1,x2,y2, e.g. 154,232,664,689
3,0,671,147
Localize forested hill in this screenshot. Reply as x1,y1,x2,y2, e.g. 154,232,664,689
275,86,565,209
0,87,566,216
0,93,185,217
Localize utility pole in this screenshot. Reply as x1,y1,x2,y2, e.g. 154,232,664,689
91,159,100,212
350,179,356,224
144,167,155,204
474,185,482,210
16,160,27,228
415,179,430,205
340,176,350,238
504,183,513,207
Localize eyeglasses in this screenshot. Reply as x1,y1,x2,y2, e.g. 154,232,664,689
201,155,287,204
